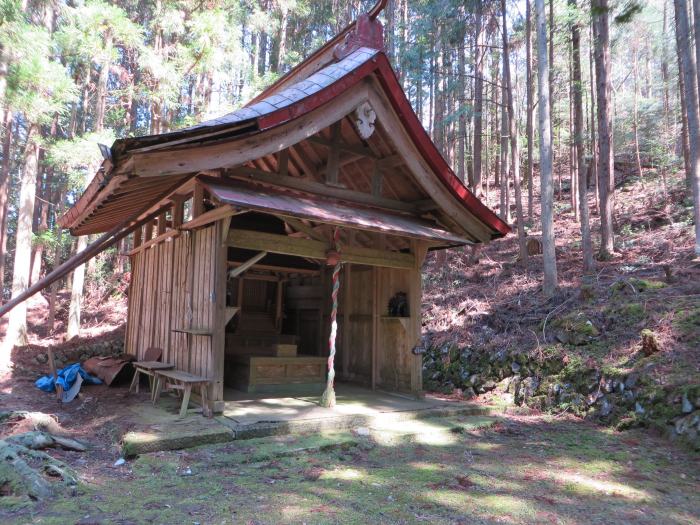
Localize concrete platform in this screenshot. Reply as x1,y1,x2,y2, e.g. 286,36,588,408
120,384,494,455
218,384,492,439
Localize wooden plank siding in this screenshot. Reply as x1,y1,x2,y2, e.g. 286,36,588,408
126,223,225,405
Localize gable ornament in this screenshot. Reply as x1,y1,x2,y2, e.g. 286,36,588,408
353,102,377,140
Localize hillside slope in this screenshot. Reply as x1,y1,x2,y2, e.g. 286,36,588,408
421,169,699,448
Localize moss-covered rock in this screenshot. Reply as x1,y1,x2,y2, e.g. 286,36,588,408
673,307,700,347
550,312,600,346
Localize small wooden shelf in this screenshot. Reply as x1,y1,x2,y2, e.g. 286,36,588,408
172,328,213,336
380,316,411,331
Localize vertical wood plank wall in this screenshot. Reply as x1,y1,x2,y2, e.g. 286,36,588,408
126,222,225,402
339,265,422,393
126,223,423,402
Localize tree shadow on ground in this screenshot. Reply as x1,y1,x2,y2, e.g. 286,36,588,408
3,411,698,524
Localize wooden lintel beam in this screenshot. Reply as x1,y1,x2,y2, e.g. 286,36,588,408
227,229,415,269
128,229,180,256
227,167,419,213
179,204,238,231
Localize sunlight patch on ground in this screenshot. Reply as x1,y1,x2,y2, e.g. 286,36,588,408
326,467,365,480
371,427,459,446
555,471,652,501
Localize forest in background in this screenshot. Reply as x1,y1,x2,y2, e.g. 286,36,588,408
0,0,699,349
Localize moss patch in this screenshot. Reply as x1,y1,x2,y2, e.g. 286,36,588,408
5,415,699,525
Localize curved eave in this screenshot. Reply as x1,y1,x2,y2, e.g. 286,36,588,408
61,51,509,241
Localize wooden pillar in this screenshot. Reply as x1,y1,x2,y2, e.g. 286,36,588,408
144,220,154,242
172,199,184,227
133,226,142,248
371,266,379,390
341,263,351,378
157,211,167,235
211,218,228,412
409,240,429,394
193,182,205,219
318,266,327,356
275,278,283,333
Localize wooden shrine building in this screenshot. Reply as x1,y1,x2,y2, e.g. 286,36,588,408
56,8,510,413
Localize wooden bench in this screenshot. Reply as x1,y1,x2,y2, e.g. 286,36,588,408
129,361,174,401
152,369,212,418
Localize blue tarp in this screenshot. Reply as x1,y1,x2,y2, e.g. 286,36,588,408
35,363,102,393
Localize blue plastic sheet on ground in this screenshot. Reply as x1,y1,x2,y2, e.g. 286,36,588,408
35,362,102,394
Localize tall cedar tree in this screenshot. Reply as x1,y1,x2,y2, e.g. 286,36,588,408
536,0,558,295
592,0,615,257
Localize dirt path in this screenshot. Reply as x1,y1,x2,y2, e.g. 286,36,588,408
1,410,698,524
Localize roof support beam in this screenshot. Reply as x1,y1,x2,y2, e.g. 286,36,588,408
279,215,327,242
227,229,415,269
227,166,418,214
325,122,341,185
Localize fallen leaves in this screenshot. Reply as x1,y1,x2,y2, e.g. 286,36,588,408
301,466,325,481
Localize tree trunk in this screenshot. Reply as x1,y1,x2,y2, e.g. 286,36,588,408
588,24,599,214
569,40,579,220
47,192,64,334
500,79,510,223
502,0,527,263
571,0,594,273
632,43,644,185
458,35,466,183
536,0,558,295
526,0,534,222
2,129,39,360
277,6,288,73
592,0,615,257
676,0,700,256
67,236,87,340
0,109,12,292
677,41,692,184
473,0,485,192
95,30,113,132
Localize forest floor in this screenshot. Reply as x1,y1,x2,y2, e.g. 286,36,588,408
422,167,700,389
1,409,699,524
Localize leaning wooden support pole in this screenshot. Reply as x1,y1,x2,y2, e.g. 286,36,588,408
0,205,168,319
227,251,267,279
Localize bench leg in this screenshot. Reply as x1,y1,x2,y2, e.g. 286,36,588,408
129,369,140,394
200,384,211,418
179,384,192,418
152,375,163,406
